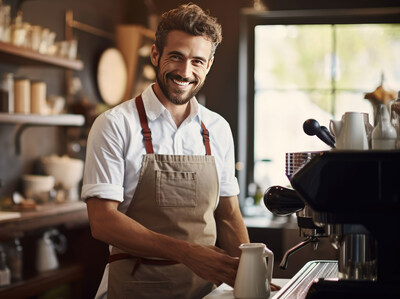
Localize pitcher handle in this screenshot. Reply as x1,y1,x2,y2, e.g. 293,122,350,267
263,246,274,283
329,120,335,136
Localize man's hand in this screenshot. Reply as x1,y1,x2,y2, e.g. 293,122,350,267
180,244,239,287
180,244,282,291
270,282,281,292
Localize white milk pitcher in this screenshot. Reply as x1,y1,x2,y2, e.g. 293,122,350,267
329,112,369,150
234,243,274,299
35,229,67,273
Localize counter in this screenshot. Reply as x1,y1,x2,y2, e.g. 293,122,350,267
0,201,88,238
204,278,290,298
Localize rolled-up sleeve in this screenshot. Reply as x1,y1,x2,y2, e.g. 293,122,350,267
218,121,240,197
81,112,126,203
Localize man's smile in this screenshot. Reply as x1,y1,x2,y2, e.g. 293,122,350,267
168,74,197,89
172,78,190,86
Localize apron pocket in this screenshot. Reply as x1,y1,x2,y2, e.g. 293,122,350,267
122,281,172,299
156,170,197,207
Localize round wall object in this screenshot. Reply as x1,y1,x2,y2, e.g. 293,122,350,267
97,48,128,106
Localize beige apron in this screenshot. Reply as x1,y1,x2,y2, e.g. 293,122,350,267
107,95,219,299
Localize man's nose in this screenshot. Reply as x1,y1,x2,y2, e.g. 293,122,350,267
177,60,192,78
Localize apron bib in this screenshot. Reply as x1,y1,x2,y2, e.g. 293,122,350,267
108,95,219,299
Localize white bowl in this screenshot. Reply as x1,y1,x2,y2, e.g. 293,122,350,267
22,174,55,202
40,155,84,189
23,174,55,192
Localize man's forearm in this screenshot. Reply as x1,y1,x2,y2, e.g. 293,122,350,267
87,197,189,262
215,196,250,257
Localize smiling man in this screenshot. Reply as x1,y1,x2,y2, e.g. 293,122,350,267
82,4,250,299
153,30,211,105
152,30,213,126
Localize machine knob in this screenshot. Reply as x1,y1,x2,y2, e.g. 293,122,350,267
264,186,305,216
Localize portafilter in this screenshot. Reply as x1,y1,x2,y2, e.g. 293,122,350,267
264,151,326,270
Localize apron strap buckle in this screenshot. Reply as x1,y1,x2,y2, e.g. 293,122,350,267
141,128,152,141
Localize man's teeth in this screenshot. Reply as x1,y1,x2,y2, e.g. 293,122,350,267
172,79,190,86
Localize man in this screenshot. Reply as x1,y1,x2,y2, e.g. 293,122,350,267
83,4,250,298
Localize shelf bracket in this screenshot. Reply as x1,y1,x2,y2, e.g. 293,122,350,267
14,124,68,155
15,124,38,155
65,10,114,40
64,9,114,103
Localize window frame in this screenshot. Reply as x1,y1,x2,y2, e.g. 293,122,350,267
237,7,400,206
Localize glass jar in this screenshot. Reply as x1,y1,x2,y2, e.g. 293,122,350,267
6,237,23,282
14,77,30,114
0,72,14,113
0,246,10,287
372,104,397,150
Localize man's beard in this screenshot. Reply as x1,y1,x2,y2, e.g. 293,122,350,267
156,67,204,105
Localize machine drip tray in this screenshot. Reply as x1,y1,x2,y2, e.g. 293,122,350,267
272,260,338,299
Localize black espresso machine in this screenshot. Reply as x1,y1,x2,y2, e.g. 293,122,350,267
265,150,400,298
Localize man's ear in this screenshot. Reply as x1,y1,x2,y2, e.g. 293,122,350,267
150,44,160,67
206,56,214,75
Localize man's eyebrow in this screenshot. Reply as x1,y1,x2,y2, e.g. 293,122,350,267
167,51,207,63
167,51,184,57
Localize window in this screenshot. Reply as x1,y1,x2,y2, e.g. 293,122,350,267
237,8,400,211
254,23,400,190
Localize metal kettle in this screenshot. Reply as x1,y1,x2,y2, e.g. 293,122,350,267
35,229,67,272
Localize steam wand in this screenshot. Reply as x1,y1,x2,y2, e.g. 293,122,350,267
280,236,319,269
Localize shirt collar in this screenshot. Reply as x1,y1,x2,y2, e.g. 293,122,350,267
141,83,201,124
141,84,165,121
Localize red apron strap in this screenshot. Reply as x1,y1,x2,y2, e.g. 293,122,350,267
136,94,211,156
135,95,154,154
108,253,179,276
201,121,212,156
108,253,131,263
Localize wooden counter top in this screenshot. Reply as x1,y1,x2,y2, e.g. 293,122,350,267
0,201,88,238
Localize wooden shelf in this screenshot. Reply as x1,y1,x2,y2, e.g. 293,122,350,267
0,263,84,299
0,113,85,154
0,41,83,70
0,113,85,126
0,201,89,238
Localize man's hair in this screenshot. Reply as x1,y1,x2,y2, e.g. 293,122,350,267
155,3,222,58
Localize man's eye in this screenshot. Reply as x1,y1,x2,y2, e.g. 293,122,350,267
193,60,204,65
170,55,181,61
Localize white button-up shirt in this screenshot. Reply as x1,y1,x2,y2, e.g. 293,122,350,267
82,84,239,213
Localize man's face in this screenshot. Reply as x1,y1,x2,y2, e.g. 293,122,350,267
151,30,214,105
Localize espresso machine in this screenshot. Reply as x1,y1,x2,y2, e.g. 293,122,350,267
265,149,400,298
